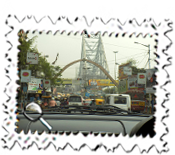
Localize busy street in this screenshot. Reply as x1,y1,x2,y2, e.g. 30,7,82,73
16,29,157,136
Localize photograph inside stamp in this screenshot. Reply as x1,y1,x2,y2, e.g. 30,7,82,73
15,29,157,137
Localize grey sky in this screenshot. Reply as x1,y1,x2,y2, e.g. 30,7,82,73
28,32,157,79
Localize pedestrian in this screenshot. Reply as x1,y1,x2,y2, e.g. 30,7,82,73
64,98,68,105
143,95,149,113
39,80,43,89
41,99,48,109
151,95,155,114
49,97,57,107
91,99,95,106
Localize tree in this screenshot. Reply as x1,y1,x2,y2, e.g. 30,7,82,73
121,58,146,75
17,30,38,70
103,87,118,94
39,57,63,86
126,58,137,66
17,30,39,101
17,29,63,87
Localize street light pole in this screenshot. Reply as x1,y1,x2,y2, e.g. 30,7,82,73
83,67,91,98
113,51,118,80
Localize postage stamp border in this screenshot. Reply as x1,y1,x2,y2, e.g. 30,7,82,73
2,15,172,153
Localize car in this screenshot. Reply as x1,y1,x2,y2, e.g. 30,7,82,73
16,104,155,137
68,95,84,106
104,94,132,112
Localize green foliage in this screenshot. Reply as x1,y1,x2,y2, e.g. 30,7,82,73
131,66,146,75
103,87,118,94
121,58,146,75
126,58,137,66
18,35,38,69
18,30,63,87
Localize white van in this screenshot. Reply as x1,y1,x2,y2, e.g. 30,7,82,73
104,94,131,112
68,95,84,106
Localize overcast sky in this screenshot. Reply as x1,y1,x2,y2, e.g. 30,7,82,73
28,32,157,79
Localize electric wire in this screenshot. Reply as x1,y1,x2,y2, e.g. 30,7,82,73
107,52,147,64
137,53,149,68
54,34,153,51
144,59,149,69
103,42,147,51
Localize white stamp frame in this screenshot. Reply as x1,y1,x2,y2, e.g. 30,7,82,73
2,15,172,153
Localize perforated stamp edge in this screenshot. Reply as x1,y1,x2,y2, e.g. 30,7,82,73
2,15,172,153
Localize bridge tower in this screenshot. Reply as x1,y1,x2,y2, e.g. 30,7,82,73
78,31,109,81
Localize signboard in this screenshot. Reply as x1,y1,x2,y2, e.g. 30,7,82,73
88,79,119,86
146,69,156,93
57,79,72,85
119,62,132,80
126,88,145,100
89,79,98,86
85,92,90,97
123,66,132,75
37,90,42,94
28,78,42,91
72,80,81,85
26,52,38,64
46,87,52,93
44,80,51,88
128,75,137,89
137,73,146,84
118,79,128,94
146,88,156,94
21,70,31,82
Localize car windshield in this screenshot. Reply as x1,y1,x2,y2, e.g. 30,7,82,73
15,30,157,139
69,96,81,102
114,97,127,104
16,30,156,118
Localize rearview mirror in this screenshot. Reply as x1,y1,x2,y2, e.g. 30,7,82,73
23,102,52,130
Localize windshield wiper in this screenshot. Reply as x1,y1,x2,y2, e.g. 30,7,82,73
17,105,140,115
41,105,134,115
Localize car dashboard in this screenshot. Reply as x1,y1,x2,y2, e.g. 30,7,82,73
16,112,155,137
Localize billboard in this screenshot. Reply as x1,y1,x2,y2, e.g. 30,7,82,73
72,79,81,85
146,69,156,93
137,73,146,84
44,80,51,88
28,78,42,91
128,75,137,89
62,79,72,85
118,79,128,94
118,62,132,80
21,70,31,82
26,52,38,64
126,88,145,100
88,79,119,86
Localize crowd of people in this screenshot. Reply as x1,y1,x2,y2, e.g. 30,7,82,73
40,97,68,109
143,94,156,114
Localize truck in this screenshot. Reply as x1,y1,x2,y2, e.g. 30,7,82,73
104,94,132,112
123,88,146,112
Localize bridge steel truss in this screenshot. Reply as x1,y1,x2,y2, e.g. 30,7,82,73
78,32,109,81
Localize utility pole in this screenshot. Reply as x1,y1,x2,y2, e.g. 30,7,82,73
134,42,151,113
148,45,151,69
113,51,118,94
148,44,151,113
